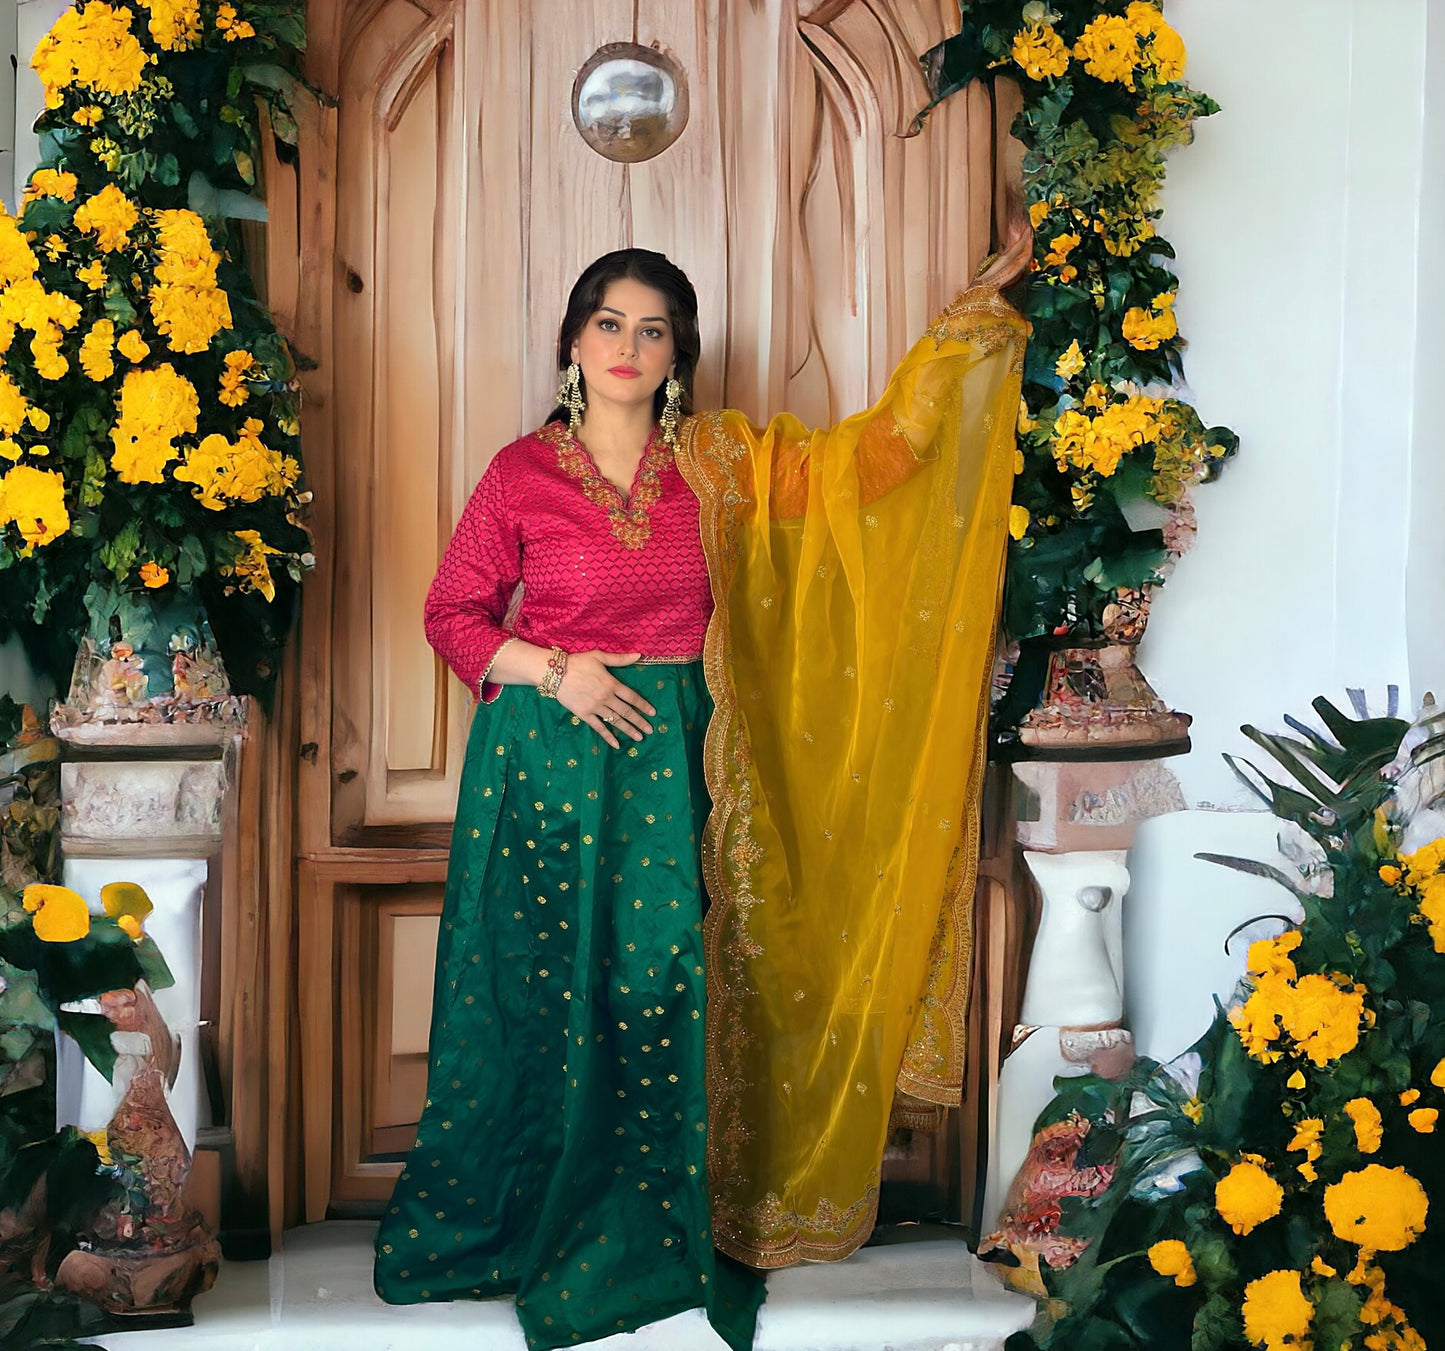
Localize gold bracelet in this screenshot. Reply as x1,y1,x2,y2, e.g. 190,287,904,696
537,645,568,698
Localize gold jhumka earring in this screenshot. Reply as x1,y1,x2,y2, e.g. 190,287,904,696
559,363,585,431
659,376,683,449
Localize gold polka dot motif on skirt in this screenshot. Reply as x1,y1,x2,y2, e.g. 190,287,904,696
373,663,763,1351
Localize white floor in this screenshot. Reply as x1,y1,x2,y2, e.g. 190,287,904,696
91,1222,1037,1351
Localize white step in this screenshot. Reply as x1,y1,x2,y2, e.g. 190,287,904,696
90,1221,1037,1351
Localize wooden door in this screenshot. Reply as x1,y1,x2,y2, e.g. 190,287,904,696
279,0,1004,1223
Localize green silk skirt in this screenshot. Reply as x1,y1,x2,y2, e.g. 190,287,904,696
373,663,765,1350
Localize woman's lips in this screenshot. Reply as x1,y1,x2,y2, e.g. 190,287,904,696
608,366,641,378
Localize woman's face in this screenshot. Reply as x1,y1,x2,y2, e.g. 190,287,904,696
570,277,676,417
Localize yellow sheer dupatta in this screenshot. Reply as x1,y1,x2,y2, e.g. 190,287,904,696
676,285,1026,1269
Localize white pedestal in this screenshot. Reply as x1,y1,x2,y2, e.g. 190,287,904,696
55,856,208,1152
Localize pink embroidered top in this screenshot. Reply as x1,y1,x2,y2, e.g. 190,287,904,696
423,422,712,701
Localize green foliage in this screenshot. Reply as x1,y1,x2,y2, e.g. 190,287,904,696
922,1,1237,642
1004,699,1445,1350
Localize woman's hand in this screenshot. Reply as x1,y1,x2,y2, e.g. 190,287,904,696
975,215,1034,292
558,651,657,749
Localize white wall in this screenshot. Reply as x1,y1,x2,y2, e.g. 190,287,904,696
1144,0,1437,806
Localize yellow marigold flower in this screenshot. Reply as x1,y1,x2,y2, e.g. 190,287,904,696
1249,929,1301,981
1400,1088,1420,1106
1241,1269,1312,1351
101,879,153,922
1055,340,1086,380
218,348,257,406
73,105,103,126
1017,400,1038,434
1028,200,1050,230
174,418,298,511
1286,1069,1306,1090
116,913,144,940
136,0,200,50
109,363,199,484
80,318,116,382
1311,1255,1336,1278
215,2,255,39
1147,1239,1195,1287
31,2,147,109
1415,873,1445,952
21,882,91,942
0,372,30,437
0,209,38,289
27,407,48,432
1324,1165,1428,1252
23,169,78,205
138,561,169,588
1345,1098,1383,1154
1144,19,1186,82
1074,14,1140,89
1297,1161,1317,1183
77,260,108,291
1408,1108,1437,1134
1401,838,1445,886
1281,972,1364,1067
0,463,69,548
117,328,149,363
1379,863,1403,886
222,528,280,601
1288,1117,1323,1162
1008,505,1030,541
1215,1158,1283,1236
1044,231,1080,270
149,209,232,353
1125,1,1160,36
1122,304,1179,351
1011,23,1069,81
73,184,139,253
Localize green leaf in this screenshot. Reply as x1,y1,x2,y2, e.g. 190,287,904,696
55,1009,117,1081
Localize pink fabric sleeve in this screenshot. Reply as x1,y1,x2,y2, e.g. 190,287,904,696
423,454,522,702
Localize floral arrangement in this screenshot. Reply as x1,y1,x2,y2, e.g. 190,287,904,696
1001,696,1445,1351
922,0,1237,648
0,879,171,1082
0,0,310,701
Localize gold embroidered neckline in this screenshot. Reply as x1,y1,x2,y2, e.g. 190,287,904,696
537,421,670,550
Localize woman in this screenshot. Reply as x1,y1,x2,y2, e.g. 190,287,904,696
374,242,1029,1350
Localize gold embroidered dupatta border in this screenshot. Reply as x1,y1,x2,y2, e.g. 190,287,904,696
678,287,1027,1270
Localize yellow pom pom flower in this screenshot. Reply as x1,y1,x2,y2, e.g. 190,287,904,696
22,882,91,942
73,183,139,253
1324,1165,1428,1252
109,363,200,484
1408,1108,1437,1134
0,464,69,549
1345,1097,1383,1154
1215,1158,1283,1236
1011,24,1069,82
1241,1269,1313,1351
1073,14,1140,89
1147,1239,1196,1287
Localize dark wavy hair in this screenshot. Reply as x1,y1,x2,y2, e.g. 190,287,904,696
547,249,700,425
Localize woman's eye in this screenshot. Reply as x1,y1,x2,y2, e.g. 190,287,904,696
597,318,618,331
642,328,664,340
